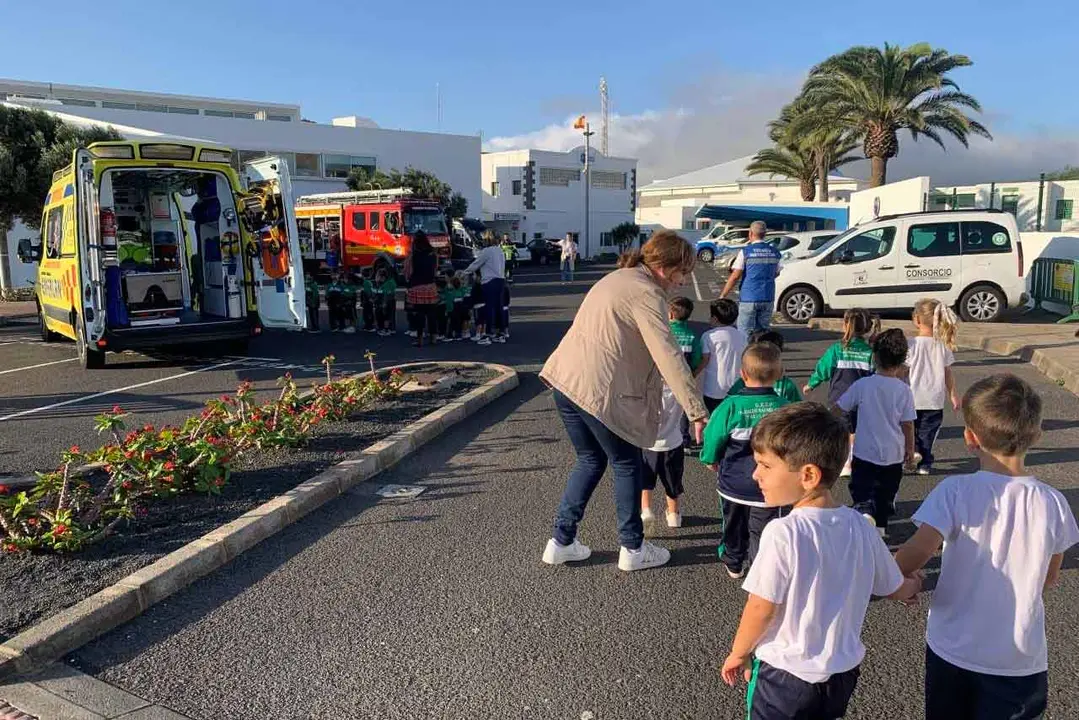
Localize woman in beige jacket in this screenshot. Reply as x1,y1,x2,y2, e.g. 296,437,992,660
540,231,710,572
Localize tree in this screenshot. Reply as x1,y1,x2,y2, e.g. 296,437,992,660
1046,166,1079,181
802,42,991,187
746,145,818,201
445,192,468,220
610,221,640,254
346,166,466,218
0,106,121,290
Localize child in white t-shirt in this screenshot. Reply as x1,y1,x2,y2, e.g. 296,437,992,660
904,298,960,475
640,384,686,533
837,328,917,537
721,403,919,719
698,298,746,412
896,373,1079,720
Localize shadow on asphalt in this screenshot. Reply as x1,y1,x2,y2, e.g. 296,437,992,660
72,372,551,676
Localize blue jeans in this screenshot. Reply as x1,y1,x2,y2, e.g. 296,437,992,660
737,301,773,335
482,278,504,334
560,258,574,282
552,390,644,550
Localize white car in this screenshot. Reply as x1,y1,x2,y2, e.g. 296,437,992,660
774,210,1027,324
776,230,842,264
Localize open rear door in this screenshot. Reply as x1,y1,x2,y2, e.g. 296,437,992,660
74,149,107,345
242,156,306,330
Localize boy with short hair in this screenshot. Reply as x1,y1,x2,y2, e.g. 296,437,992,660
895,374,1079,720
340,274,358,334
668,296,702,449
699,298,746,413
721,403,920,718
326,271,346,333
700,342,788,579
728,329,802,403
836,328,916,537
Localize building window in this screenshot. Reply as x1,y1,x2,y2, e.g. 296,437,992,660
295,153,320,177
600,232,615,247
267,114,292,122
683,220,696,230
591,171,627,190
539,167,579,186
1001,194,1019,215
490,181,500,197
59,98,96,107
512,180,522,196
323,154,376,179
204,109,234,118
102,101,136,110
166,106,198,115
1055,199,1074,220
233,111,257,120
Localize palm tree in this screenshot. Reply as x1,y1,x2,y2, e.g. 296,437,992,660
746,145,818,202
802,42,991,187
766,98,860,201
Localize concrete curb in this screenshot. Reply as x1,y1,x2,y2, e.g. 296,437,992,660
0,362,518,681
807,318,1079,397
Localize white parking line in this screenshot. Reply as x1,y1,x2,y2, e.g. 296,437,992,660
691,270,704,301
0,359,240,422
0,357,77,376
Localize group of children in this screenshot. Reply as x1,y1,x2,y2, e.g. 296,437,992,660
302,267,511,343
644,296,1078,719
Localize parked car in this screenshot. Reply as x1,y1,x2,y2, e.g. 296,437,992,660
774,209,1027,324
697,230,786,263
714,231,839,272
526,238,563,265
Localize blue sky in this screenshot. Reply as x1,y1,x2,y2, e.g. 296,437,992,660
2,0,1076,182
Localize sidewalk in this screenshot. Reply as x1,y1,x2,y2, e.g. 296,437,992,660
808,315,1079,397
0,301,35,327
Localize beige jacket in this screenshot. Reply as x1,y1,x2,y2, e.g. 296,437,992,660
540,265,709,448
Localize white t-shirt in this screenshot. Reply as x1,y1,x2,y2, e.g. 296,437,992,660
905,336,955,410
649,384,684,452
558,238,578,261
465,246,506,283
837,375,916,465
700,326,747,399
913,471,1079,676
744,506,904,683
731,248,747,271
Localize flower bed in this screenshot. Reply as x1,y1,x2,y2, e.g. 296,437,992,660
0,360,493,640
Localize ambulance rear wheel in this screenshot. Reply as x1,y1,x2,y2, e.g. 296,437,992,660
75,318,106,369
38,303,59,343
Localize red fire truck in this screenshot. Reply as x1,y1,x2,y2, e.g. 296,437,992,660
294,188,450,277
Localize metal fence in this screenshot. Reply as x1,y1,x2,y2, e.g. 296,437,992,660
1029,256,1079,323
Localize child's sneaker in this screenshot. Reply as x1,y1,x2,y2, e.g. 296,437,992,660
366,327,378,333
476,336,492,346
541,538,591,565
917,465,931,476
618,541,670,572
343,326,356,334
725,564,745,580
493,335,507,344
641,508,656,537
666,511,682,528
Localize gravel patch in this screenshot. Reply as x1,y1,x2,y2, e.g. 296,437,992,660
0,366,492,642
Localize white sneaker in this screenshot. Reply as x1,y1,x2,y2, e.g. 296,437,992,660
343,326,356,334
476,337,492,346
725,565,745,580
666,511,682,528
541,538,591,565
493,335,507,344
840,462,853,478
641,508,656,537
917,466,931,476
618,541,670,572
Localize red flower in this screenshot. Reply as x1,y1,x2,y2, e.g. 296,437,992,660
104,464,114,473
162,475,173,484
123,450,135,460
214,478,225,487
54,523,68,535
69,445,80,454
163,461,176,471
3,543,17,553
0,484,9,494
125,431,138,443
121,481,132,490
112,405,123,414
143,424,154,433
27,517,38,526
142,451,152,462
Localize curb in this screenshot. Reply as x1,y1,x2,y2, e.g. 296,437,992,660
807,318,1079,397
0,362,518,680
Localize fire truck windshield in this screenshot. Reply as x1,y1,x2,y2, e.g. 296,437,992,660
404,208,448,236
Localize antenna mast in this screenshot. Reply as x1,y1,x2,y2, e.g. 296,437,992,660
599,76,610,156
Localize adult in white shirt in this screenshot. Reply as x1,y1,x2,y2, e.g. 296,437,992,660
464,234,506,345
557,233,578,282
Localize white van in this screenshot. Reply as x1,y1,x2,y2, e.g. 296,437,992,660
774,210,1027,324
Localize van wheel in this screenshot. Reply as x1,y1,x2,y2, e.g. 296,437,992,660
780,287,822,324
38,304,58,342
697,248,715,263
75,318,106,369
959,285,1005,323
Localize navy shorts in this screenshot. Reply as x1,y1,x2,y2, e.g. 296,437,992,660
747,658,859,719
925,646,1047,720
642,446,685,498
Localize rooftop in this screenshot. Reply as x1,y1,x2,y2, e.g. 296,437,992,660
641,155,857,191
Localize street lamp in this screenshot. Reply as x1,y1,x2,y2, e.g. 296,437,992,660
574,115,594,259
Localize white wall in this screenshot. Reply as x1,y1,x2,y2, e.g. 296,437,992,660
849,176,930,226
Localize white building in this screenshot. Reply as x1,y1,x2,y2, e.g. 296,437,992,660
636,155,867,234
1,78,481,290
481,147,638,258
925,180,1079,234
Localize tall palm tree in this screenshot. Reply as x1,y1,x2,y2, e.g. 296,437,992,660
745,145,818,201
767,98,860,201
802,42,991,187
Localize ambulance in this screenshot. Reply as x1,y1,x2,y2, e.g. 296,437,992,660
16,141,306,368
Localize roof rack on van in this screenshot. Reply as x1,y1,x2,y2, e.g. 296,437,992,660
874,208,1007,222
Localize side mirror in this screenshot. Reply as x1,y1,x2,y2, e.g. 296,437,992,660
16,238,41,263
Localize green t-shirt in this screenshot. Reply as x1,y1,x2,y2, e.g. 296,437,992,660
377,278,397,297
341,282,357,301
439,287,456,312
729,375,802,404
304,280,320,305
669,319,702,369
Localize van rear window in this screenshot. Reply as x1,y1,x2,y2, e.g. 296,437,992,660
961,221,1011,254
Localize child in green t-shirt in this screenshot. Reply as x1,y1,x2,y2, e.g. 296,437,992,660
326,271,346,333
340,275,358,334
728,329,803,403
359,268,376,332
374,268,397,335
668,296,703,449
304,274,321,333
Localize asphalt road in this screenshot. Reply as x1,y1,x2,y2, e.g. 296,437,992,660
16,262,1079,718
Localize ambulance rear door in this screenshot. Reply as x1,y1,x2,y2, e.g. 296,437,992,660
242,156,306,330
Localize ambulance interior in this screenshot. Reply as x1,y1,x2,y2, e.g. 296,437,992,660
100,170,248,328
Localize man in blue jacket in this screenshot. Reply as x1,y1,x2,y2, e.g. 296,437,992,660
720,220,781,334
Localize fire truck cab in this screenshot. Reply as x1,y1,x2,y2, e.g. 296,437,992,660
294,188,450,278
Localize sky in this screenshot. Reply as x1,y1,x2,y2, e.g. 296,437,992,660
2,0,1077,185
